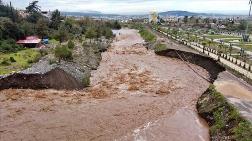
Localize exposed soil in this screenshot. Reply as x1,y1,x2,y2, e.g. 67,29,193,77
156,49,225,83
0,68,84,90
0,29,211,141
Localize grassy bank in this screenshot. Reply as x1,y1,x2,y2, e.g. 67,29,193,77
130,24,157,43
139,28,157,43
154,43,167,52
197,85,252,141
0,49,41,75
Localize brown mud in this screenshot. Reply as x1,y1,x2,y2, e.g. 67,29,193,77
1,29,211,141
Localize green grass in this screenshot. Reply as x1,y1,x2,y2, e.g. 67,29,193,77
154,43,167,52
206,34,240,39
223,38,242,43
0,49,41,75
139,28,157,43
199,85,252,141
49,39,60,45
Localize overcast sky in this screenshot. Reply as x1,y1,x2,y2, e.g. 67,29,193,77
3,0,250,15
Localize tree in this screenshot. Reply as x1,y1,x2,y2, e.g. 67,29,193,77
0,17,23,40
51,23,69,43
0,1,19,22
54,45,72,62
20,21,35,36
26,1,40,13
36,18,49,37
85,27,96,43
112,20,121,29
50,9,61,30
26,12,41,23
103,28,113,39
183,16,188,24
239,20,247,31
229,43,233,55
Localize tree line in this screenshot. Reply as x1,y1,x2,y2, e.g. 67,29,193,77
0,0,121,53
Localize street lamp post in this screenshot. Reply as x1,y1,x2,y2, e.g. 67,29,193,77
244,0,252,42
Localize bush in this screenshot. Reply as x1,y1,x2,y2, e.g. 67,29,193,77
0,39,22,53
67,40,75,49
39,49,48,56
9,57,16,62
54,45,72,62
112,20,121,29
1,58,10,66
49,58,57,65
27,59,33,64
154,43,167,52
139,28,156,43
102,28,113,39
82,76,90,87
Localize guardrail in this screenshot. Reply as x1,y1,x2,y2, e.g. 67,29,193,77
153,27,252,80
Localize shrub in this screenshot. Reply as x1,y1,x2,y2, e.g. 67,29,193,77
0,39,22,53
82,74,91,87
9,57,16,62
1,58,10,66
154,43,167,52
139,28,156,43
49,58,57,65
234,121,252,141
27,59,33,64
54,45,72,62
112,20,121,29
39,49,48,56
67,40,75,49
103,28,113,39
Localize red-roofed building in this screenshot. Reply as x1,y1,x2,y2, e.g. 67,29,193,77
17,36,42,48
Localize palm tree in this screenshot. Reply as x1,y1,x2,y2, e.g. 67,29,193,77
26,1,41,13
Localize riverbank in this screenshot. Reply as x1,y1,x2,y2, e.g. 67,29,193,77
0,29,210,141
197,85,252,141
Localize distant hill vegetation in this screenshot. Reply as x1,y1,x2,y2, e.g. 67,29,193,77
159,10,225,17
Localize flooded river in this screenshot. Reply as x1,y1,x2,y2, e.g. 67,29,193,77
0,29,210,141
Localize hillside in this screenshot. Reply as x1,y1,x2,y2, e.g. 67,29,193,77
159,10,225,17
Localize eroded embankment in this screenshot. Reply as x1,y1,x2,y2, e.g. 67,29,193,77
197,85,252,141
156,49,225,83
0,68,84,90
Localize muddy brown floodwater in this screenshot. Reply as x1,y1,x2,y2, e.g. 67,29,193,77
0,29,210,141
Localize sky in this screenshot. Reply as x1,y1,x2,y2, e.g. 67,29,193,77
3,0,250,15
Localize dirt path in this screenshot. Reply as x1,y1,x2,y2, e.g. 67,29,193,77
1,29,210,141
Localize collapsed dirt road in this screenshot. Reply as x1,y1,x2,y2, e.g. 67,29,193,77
1,29,210,141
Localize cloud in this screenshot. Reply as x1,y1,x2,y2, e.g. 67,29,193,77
3,0,249,14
